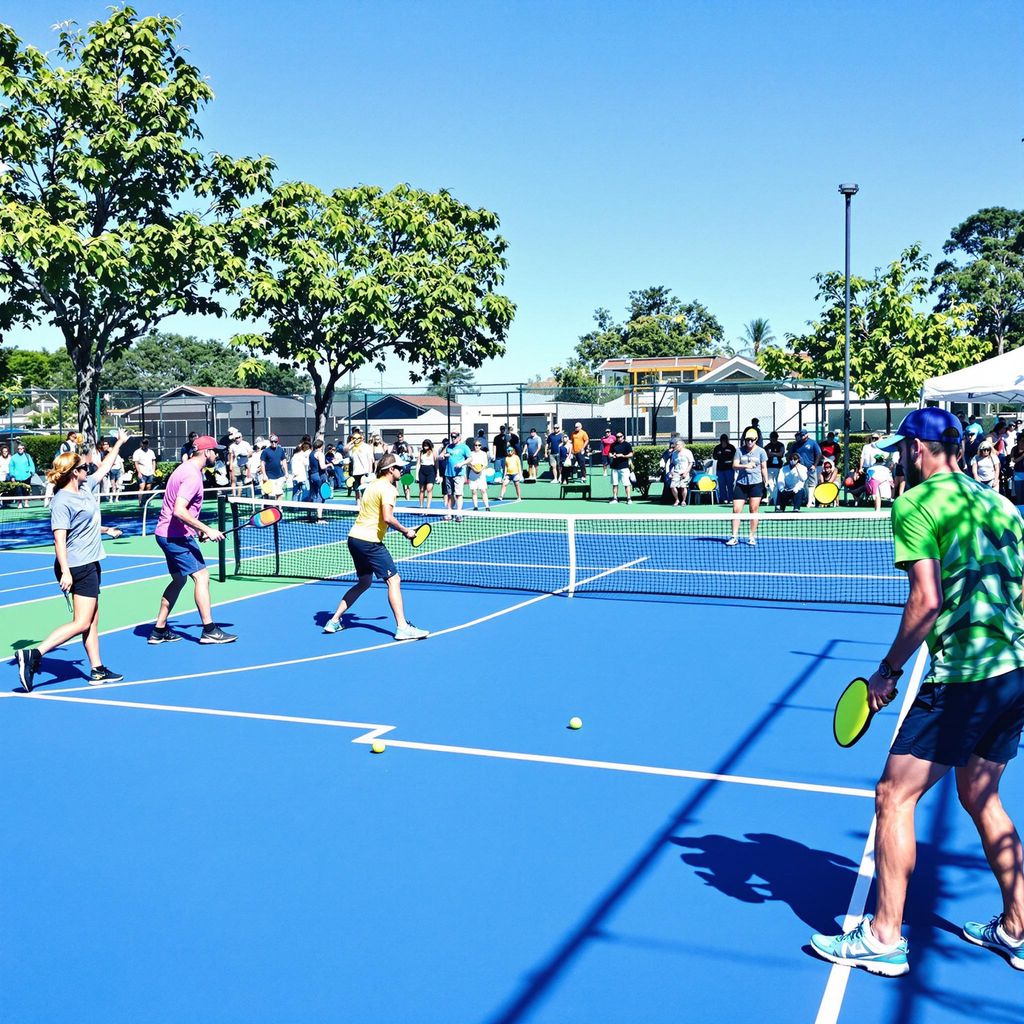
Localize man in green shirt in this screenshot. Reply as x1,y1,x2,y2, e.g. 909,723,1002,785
812,408,1024,976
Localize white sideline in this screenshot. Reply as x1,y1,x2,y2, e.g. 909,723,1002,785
0,561,165,596
812,643,928,1024
11,693,875,800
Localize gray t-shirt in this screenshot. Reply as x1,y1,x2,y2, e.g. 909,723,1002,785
50,475,104,567
734,445,767,486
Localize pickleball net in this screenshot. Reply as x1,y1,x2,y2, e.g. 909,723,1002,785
224,496,908,605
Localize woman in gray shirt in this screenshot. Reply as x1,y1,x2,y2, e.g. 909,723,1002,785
15,430,129,693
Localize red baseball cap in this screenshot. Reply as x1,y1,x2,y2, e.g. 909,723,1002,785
192,435,220,452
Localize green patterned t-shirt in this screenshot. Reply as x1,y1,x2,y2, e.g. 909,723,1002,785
892,471,1024,684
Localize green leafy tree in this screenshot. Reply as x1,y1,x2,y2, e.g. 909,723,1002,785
0,346,75,390
930,207,1024,356
231,181,514,439
572,287,726,371
551,359,603,402
774,245,986,429
427,364,479,398
0,9,274,440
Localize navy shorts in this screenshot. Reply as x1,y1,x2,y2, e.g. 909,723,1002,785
54,559,101,599
891,666,1024,766
347,536,397,581
734,482,765,500
156,534,207,577
138,474,155,486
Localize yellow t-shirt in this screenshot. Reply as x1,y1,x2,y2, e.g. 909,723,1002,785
348,477,397,543
505,452,522,476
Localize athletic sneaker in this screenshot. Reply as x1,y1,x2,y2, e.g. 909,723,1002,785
89,666,124,685
199,625,237,645
810,916,909,976
322,619,343,635
609,499,618,504
394,624,429,641
963,915,1024,970
148,626,182,645
747,538,757,546
725,537,738,546
16,648,40,693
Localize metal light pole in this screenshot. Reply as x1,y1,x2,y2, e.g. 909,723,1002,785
838,183,859,493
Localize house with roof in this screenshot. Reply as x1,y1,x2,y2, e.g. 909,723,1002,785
336,393,464,445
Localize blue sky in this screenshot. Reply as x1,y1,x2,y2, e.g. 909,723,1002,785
3,0,1022,388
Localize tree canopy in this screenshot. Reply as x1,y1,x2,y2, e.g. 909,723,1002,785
569,286,727,372
231,180,514,438
0,8,274,438
930,207,1024,357
758,244,986,428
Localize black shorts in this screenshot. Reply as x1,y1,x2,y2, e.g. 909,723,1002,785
347,536,398,581
418,466,437,486
733,482,765,501
891,667,1024,766
54,559,101,599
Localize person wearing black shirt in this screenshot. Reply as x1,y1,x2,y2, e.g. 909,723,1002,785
764,431,786,504
493,425,509,477
609,433,633,504
712,433,736,503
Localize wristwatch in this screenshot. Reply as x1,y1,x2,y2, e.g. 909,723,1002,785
878,658,903,681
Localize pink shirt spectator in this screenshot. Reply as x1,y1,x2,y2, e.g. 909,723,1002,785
155,460,204,539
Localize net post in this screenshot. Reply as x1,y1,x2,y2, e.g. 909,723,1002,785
217,494,227,583
567,515,577,597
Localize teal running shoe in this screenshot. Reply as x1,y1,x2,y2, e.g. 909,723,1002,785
810,916,909,976
322,619,343,635
963,915,1024,970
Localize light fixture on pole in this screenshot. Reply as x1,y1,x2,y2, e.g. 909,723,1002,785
838,183,859,492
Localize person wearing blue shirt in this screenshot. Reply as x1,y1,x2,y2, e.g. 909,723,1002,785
441,431,470,520
9,441,36,508
259,435,289,500
547,426,564,482
524,428,542,481
790,429,823,501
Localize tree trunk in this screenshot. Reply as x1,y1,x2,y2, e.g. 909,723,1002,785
73,353,100,444
884,397,892,433
311,370,340,443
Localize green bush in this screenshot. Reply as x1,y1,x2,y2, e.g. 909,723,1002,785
0,480,31,497
631,445,663,497
13,434,64,473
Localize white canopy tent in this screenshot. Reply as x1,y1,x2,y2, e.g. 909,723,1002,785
921,346,1024,406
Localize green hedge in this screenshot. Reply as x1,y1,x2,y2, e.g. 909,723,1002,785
13,434,64,473
0,480,31,497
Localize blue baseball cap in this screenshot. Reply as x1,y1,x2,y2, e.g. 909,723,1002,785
876,408,963,451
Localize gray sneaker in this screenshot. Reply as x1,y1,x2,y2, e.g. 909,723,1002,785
148,626,182,645
394,624,429,641
199,625,237,645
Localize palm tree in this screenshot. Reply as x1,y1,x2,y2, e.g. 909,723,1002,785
428,364,479,398
742,318,775,358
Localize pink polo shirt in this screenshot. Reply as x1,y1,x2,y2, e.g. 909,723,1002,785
155,459,204,539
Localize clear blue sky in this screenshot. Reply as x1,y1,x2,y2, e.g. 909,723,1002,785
3,0,1022,388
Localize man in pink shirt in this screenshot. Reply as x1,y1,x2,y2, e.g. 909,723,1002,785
149,435,235,645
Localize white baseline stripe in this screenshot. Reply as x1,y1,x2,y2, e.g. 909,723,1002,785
813,643,928,1024
12,693,873,800
0,562,163,596
0,548,163,560
12,557,648,698
4,571,172,608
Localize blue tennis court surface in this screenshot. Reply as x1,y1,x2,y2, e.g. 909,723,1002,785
3,573,1020,1023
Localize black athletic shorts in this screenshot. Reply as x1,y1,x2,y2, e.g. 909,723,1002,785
54,559,101,599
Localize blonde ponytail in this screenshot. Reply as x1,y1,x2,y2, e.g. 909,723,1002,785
47,451,79,489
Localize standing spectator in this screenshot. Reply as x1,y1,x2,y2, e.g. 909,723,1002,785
132,436,158,507
307,440,327,516
466,438,491,511
764,431,786,503
523,428,543,482
492,424,508,477
9,440,36,507
860,431,885,472
559,433,574,482
106,440,124,498
347,429,375,495
777,451,808,511
667,438,694,506
392,430,413,500
259,435,289,501
608,431,633,504
290,440,310,502
727,433,768,545
865,454,894,511
442,430,470,520
417,439,437,508
227,428,254,496
0,442,10,482
91,439,112,497
499,446,524,502
570,422,590,482
508,425,521,456
963,415,985,470
972,441,1000,490
546,423,564,482
712,433,737,503
744,418,764,446
791,429,823,501
179,431,198,462
14,429,130,691
56,430,80,459
600,427,615,476
1010,433,1024,504
475,428,489,455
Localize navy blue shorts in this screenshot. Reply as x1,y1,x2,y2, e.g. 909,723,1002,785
891,666,1024,766
347,536,397,581
54,559,101,599
156,534,207,577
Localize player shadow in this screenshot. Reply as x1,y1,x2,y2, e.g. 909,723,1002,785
6,653,92,690
670,832,859,933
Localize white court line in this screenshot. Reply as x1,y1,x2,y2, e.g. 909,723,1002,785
0,548,163,560
813,643,928,1024
0,562,165,596
12,692,874,800
4,570,174,608
8,557,648,697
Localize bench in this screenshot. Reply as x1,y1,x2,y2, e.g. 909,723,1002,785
559,482,591,500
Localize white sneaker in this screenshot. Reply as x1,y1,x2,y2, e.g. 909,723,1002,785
747,538,757,546
725,537,738,546
394,624,429,641
609,498,618,504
